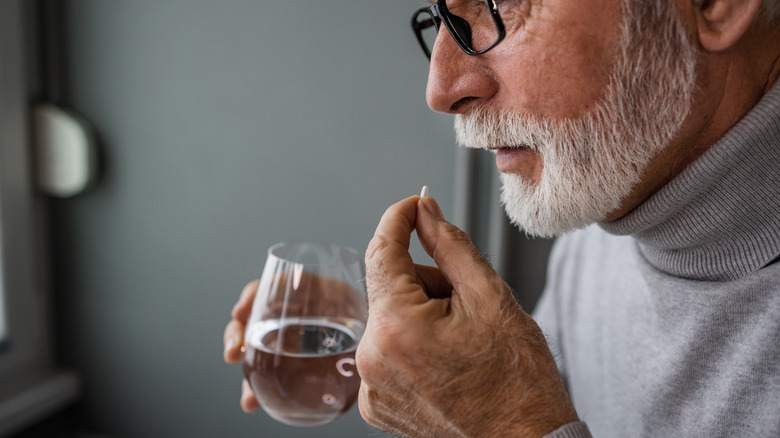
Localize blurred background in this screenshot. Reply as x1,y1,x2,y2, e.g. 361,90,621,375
0,1,552,437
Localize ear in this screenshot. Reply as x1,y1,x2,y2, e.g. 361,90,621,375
693,0,763,51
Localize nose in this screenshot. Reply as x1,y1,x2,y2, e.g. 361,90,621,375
425,30,498,114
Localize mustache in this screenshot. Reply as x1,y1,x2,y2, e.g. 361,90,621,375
454,107,576,152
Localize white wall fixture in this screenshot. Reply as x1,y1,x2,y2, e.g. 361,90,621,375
34,103,97,198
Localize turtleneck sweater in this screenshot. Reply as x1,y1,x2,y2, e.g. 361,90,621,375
536,82,780,438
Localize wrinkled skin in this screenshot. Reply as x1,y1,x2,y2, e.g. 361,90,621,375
224,196,578,435
355,195,578,437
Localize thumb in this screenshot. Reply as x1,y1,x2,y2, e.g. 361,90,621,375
416,195,510,310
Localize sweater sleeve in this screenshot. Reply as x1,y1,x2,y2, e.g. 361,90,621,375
544,421,593,438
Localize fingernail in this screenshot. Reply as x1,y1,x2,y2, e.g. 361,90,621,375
422,196,444,219
420,185,429,197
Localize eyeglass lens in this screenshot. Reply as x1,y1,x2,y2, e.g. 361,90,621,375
414,0,501,58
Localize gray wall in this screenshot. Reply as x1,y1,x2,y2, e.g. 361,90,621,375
50,1,458,437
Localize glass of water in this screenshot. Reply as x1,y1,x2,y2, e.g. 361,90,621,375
242,242,367,426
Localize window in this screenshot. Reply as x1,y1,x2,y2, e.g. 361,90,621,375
0,285,6,352
0,1,79,435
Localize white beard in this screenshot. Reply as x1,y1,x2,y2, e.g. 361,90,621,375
454,2,698,237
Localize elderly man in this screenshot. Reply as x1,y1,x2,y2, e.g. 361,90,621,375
225,0,780,436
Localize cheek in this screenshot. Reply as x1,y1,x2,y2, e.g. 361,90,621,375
491,3,621,118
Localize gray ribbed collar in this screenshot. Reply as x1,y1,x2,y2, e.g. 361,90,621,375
599,82,780,281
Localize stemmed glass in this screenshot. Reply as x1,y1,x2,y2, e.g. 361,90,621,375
242,242,368,427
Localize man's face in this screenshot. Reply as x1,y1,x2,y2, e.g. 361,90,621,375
427,0,697,237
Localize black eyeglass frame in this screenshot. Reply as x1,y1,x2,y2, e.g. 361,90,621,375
411,0,506,60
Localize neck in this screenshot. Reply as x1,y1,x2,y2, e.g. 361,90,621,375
604,24,780,222
600,80,780,280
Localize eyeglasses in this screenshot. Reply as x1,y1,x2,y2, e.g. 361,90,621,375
411,0,506,60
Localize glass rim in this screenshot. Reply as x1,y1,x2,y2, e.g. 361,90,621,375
267,241,362,267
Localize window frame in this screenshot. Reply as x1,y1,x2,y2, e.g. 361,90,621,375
0,1,79,435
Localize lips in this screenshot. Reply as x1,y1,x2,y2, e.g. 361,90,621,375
493,146,536,173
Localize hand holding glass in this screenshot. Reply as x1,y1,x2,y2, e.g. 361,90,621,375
242,242,367,426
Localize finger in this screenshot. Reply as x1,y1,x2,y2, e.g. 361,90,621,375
365,196,428,307
224,280,258,363
416,196,507,305
232,279,259,323
241,379,261,413
414,264,453,299
223,319,246,363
